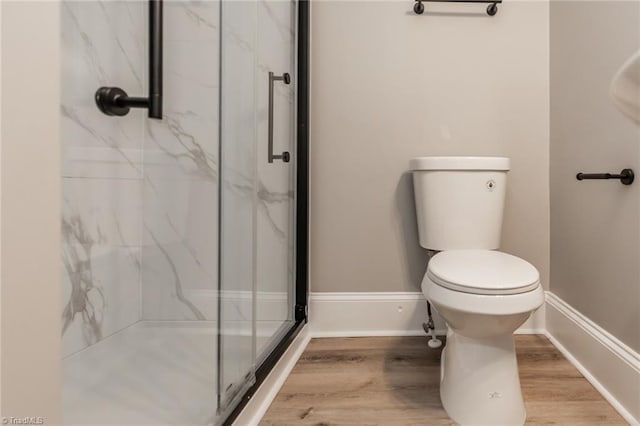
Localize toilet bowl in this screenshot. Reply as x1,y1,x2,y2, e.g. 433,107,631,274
410,156,543,425
423,249,544,426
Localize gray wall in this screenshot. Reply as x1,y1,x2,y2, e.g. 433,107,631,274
309,1,550,293
550,1,640,351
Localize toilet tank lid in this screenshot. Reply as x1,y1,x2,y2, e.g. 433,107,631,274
410,156,510,171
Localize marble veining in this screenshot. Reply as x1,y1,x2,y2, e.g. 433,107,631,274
175,2,218,32
141,169,218,321
141,1,220,324
62,1,144,88
223,24,255,55
259,0,295,41
61,179,144,357
61,0,146,357
257,181,293,241
145,227,207,320
165,0,219,42
61,106,143,176
146,114,218,181
61,214,106,343
62,2,109,84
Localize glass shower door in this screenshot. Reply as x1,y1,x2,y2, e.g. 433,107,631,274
218,0,259,413
219,0,297,414
255,0,297,360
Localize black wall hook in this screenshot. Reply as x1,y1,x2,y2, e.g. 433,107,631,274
576,169,635,185
413,0,501,16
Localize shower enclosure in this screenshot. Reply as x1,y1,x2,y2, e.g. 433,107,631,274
59,0,308,424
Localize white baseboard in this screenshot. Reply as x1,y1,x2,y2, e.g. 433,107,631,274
231,325,311,426
545,292,640,425
309,291,545,337
182,289,288,322
235,293,638,426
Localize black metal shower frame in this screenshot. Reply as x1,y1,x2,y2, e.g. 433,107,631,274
222,0,310,423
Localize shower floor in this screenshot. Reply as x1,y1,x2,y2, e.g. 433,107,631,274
63,321,282,426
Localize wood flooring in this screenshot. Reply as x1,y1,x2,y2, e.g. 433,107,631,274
260,335,626,425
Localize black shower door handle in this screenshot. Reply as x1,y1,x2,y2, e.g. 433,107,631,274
268,72,291,163
95,0,163,119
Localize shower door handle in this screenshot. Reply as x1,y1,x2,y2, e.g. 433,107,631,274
268,72,291,163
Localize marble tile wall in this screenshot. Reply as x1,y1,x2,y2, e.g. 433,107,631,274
61,0,221,357
61,1,145,357
141,0,220,321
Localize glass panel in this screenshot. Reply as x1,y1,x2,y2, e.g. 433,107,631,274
61,1,220,424
218,0,298,412
255,0,297,360
218,0,259,412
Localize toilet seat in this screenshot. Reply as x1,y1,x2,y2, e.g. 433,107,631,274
427,250,540,295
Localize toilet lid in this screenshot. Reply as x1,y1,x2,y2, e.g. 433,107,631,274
427,250,540,295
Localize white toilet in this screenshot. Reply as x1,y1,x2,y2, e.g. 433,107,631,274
410,156,544,426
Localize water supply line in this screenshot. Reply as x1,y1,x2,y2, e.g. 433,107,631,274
424,249,443,349
423,301,442,349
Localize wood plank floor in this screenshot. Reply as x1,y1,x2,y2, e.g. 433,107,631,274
261,335,625,425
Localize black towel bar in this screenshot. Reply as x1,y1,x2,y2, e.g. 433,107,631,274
576,169,634,185
413,0,502,16
95,0,163,119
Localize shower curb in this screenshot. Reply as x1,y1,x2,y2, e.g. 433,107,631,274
231,326,312,425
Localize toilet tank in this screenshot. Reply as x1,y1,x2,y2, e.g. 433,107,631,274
410,156,510,251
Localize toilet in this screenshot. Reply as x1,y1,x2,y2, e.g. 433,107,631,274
410,156,544,426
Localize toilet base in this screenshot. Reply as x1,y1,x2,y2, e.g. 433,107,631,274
440,329,526,426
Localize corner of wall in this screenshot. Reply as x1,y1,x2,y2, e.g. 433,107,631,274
1,1,62,421
545,292,640,424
